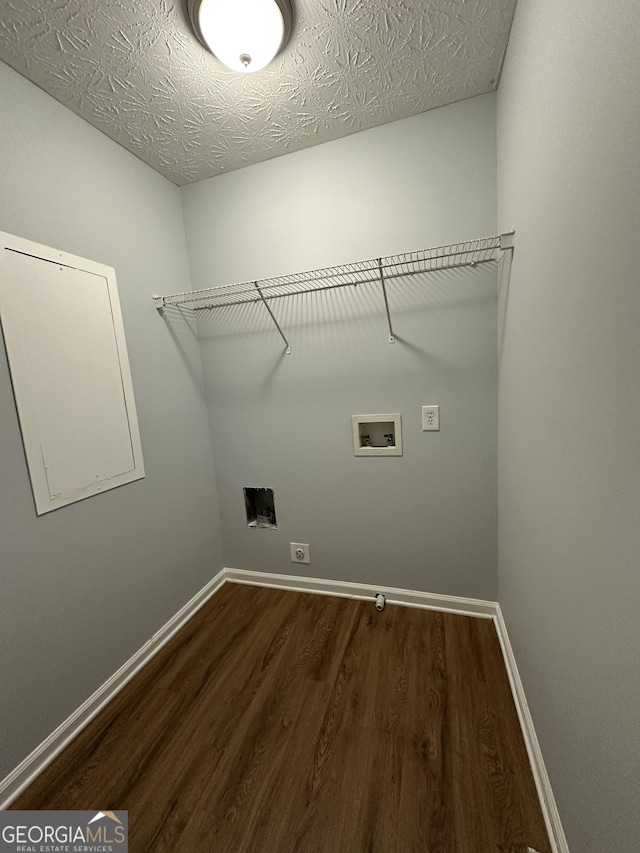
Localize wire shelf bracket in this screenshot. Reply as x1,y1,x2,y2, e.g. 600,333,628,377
253,280,291,355
153,231,515,354
377,257,395,344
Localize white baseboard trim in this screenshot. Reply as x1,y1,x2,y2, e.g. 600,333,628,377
493,605,569,853
225,567,497,618
0,569,227,810
0,566,568,853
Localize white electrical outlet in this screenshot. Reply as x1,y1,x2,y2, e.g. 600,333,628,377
290,542,310,564
422,404,440,431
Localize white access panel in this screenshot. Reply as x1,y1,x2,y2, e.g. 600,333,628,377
0,231,144,514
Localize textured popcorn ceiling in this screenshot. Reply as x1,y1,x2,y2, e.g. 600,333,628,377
0,0,516,186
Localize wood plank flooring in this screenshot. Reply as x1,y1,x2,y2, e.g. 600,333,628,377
12,583,551,852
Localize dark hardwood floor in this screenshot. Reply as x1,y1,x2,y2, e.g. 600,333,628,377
12,583,551,852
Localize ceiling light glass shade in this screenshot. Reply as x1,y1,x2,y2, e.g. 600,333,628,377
188,0,292,73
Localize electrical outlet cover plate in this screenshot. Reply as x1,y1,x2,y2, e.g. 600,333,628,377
290,542,310,564
422,404,440,431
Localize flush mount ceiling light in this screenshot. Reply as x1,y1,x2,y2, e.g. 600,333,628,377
187,0,293,73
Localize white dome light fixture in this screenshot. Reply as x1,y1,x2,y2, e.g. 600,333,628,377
187,0,293,73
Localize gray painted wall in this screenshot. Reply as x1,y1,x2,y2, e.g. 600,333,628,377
182,94,499,598
497,1,640,850
0,62,223,780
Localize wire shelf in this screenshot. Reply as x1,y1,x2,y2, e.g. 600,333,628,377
153,233,514,353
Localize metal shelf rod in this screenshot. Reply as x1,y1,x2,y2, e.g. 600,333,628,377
195,277,361,310
190,256,497,310
154,234,510,311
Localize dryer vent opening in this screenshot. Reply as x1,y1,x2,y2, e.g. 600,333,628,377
244,487,277,529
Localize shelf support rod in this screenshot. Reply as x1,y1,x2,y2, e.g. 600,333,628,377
377,259,395,343
254,281,291,354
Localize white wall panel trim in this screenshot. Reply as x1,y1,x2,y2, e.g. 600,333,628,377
0,230,145,514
